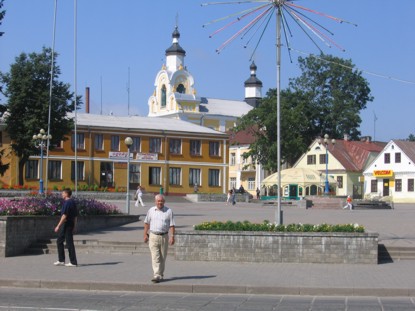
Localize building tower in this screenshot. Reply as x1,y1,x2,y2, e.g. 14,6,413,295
244,61,263,108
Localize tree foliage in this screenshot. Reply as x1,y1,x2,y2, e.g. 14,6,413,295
236,54,373,171
0,47,79,184
0,0,5,37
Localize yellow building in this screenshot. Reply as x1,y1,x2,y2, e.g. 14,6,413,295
0,113,228,195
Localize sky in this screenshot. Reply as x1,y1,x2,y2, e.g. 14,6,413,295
1,0,414,142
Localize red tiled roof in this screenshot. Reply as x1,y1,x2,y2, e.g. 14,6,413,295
330,140,386,171
229,128,257,145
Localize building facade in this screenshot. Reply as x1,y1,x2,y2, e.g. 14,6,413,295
363,140,415,203
294,137,386,198
0,113,229,195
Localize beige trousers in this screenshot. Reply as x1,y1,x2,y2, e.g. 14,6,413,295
149,233,169,278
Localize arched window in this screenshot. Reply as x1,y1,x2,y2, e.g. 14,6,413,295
161,85,166,108
177,84,185,94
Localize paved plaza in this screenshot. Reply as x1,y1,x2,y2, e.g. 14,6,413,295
1,199,415,297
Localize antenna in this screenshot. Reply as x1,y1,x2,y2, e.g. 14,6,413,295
373,111,378,141
127,67,130,116
100,76,103,115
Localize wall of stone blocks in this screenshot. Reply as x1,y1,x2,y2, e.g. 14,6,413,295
175,231,379,264
0,215,139,257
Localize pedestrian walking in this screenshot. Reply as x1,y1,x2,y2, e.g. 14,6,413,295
256,187,260,200
226,190,233,205
343,195,353,210
54,188,78,267
232,188,236,206
134,184,145,207
143,194,175,283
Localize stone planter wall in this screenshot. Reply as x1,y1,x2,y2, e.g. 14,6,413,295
175,231,379,264
186,193,251,203
0,215,139,257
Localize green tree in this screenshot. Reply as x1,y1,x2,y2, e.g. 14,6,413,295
408,134,415,142
0,47,79,185
0,0,5,37
236,54,373,170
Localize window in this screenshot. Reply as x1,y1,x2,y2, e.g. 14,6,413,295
319,154,326,164
230,177,237,189
189,168,201,186
408,179,414,192
161,85,166,107
177,84,185,94
248,177,255,190
130,164,141,183
395,179,402,192
111,135,120,151
25,160,38,179
149,167,161,185
384,153,390,164
132,137,141,152
395,152,401,163
71,133,85,149
150,138,161,153
190,140,201,156
230,153,236,166
307,155,316,165
169,167,181,185
71,161,85,180
209,141,220,156
95,134,104,150
169,139,181,154
370,180,377,193
208,169,220,187
48,161,62,180
337,176,343,189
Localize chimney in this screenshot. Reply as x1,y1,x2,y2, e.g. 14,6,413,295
343,134,349,141
85,87,90,114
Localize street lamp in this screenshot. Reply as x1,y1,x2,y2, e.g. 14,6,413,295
124,137,133,214
33,129,52,195
318,134,336,195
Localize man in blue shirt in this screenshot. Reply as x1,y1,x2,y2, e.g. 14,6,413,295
54,188,78,267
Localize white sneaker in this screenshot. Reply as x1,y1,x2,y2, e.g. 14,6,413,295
53,261,65,266
65,263,77,267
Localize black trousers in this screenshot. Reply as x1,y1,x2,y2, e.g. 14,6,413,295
56,223,77,265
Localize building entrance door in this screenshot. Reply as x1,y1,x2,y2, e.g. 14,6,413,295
100,162,113,188
383,179,390,196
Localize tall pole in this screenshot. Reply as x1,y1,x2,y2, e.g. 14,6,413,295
126,145,131,214
39,141,45,195
74,0,78,196
276,6,282,225
325,146,329,194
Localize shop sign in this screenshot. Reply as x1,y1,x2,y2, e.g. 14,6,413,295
109,152,132,159
136,153,158,160
373,170,393,177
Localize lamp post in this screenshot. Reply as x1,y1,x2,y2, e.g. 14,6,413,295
33,129,52,195
318,134,336,195
124,137,133,214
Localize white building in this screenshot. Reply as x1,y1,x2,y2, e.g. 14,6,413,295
363,140,415,203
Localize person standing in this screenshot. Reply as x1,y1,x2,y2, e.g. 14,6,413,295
135,184,145,207
256,188,260,200
226,189,233,205
143,194,175,283
54,188,78,267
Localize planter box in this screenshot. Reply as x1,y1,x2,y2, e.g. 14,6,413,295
0,215,139,257
175,231,379,264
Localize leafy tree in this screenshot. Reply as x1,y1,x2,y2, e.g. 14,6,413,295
0,0,5,37
408,134,415,142
0,47,79,185
236,54,373,170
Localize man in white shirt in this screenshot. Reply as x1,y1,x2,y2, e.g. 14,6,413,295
143,194,175,283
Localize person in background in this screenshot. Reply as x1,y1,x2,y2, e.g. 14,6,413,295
343,195,353,210
135,184,145,207
256,187,260,200
194,183,199,193
54,188,78,267
143,194,175,283
226,189,233,205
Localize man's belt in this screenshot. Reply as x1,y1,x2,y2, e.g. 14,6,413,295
151,231,168,236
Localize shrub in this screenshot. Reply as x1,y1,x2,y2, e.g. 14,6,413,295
194,220,365,233
0,194,122,216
